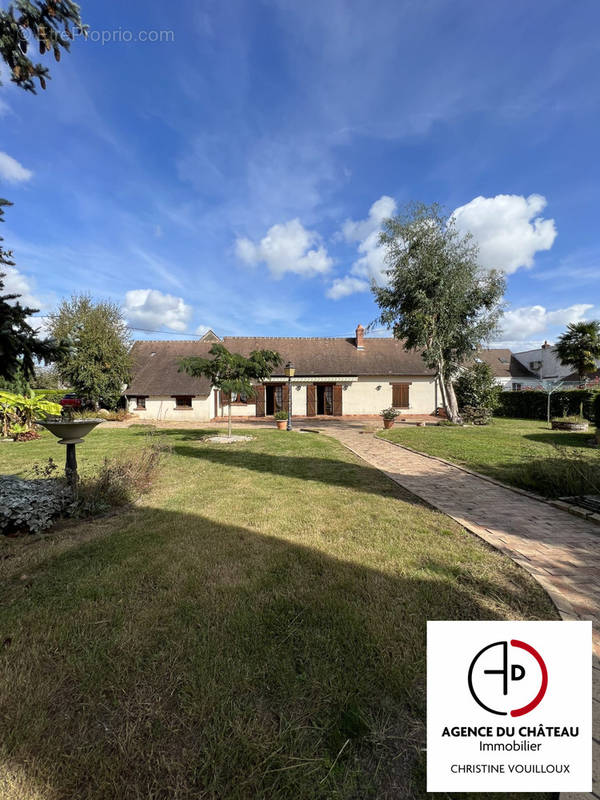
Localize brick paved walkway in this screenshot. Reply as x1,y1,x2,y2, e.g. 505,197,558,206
324,426,599,653
322,426,599,799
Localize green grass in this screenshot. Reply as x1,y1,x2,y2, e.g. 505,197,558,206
380,417,600,498
0,428,557,800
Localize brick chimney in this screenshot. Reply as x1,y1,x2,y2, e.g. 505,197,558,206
541,340,551,349
355,323,365,350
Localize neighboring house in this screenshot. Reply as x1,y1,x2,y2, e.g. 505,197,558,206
477,349,539,391
513,342,600,387
125,325,534,421
513,341,569,382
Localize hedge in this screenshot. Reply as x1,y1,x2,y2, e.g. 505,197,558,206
496,389,600,421
32,389,69,402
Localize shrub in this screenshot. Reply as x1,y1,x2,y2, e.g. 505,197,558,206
69,438,168,517
380,407,400,420
273,411,288,421
10,424,41,441
0,477,71,535
496,389,600,421
594,393,600,428
462,405,493,425
455,362,501,413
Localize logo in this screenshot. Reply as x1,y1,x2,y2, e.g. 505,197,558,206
468,639,548,717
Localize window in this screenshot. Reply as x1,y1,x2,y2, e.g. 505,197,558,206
231,392,248,404
391,383,410,408
174,395,193,408
512,383,522,392
135,396,146,410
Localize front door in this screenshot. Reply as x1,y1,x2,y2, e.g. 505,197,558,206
266,384,284,415
316,384,334,415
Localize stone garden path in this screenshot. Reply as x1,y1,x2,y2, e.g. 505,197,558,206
321,425,600,800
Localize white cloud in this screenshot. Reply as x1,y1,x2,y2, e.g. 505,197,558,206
498,303,594,343
326,276,370,300
124,289,192,332
1,266,50,334
452,194,557,273
1,265,42,309
0,98,10,117
341,195,396,243
328,192,558,300
235,219,332,278
327,195,396,299
0,151,33,183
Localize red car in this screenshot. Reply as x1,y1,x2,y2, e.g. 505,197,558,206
59,393,82,409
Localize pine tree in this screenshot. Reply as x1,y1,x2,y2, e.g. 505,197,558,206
0,2,87,378
0,200,68,383
0,0,86,92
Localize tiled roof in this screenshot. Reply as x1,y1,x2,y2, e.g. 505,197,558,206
221,336,437,377
126,337,531,395
126,340,213,396
476,349,538,378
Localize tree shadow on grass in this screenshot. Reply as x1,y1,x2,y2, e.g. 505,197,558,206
524,431,597,449
170,439,433,504
0,507,557,800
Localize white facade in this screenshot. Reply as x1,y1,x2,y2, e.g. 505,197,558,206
513,345,569,380
127,394,213,421
339,375,436,415
131,375,439,420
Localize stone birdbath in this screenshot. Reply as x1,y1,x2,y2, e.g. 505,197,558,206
36,415,103,487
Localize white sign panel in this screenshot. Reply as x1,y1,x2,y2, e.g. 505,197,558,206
427,621,592,792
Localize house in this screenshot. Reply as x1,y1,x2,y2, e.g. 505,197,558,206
513,341,600,388
477,349,539,391
513,341,568,382
125,325,532,421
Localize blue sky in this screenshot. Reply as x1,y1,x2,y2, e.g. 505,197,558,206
1,0,599,349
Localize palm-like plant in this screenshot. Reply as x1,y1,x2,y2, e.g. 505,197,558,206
555,321,600,382
0,390,62,434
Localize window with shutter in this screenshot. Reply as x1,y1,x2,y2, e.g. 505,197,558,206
391,383,410,408
306,384,316,416
332,384,343,416
255,385,265,416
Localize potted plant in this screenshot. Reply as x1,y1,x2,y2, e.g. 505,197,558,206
274,410,288,430
380,407,400,429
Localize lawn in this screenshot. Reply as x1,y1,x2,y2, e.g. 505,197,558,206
380,417,600,498
0,427,557,800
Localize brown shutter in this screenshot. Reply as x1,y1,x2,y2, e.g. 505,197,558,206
220,390,231,406
255,384,265,417
306,384,316,417
392,383,410,408
282,382,289,411
333,384,343,416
